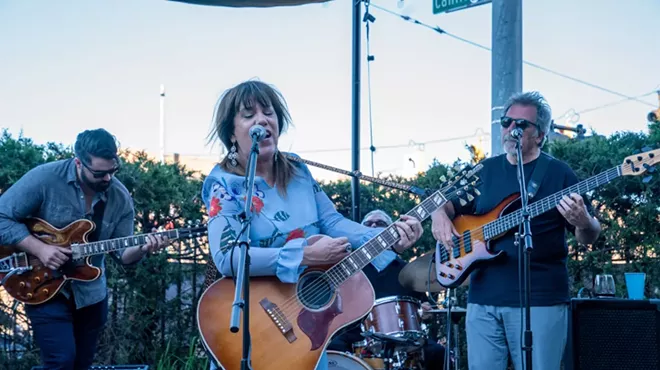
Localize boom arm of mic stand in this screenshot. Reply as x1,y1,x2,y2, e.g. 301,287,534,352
230,139,260,370
282,153,430,197
515,139,534,370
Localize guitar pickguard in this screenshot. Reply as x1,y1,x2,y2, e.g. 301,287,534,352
297,293,343,351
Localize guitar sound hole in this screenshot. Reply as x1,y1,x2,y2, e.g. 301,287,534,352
297,271,334,310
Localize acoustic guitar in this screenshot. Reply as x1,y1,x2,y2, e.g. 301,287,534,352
196,164,483,370
0,217,207,305
435,148,659,288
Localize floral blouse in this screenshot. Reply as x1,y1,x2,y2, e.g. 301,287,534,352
201,153,396,283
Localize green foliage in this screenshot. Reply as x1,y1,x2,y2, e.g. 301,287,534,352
548,122,660,298
0,129,73,194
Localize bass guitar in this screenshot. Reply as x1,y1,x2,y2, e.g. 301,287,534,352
435,148,658,288
196,164,483,370
0,218,207,305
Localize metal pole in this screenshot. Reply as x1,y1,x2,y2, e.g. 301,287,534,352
490,0,522,157
159,84,166,163
351,0,361,221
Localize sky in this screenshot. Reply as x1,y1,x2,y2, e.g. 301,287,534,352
1,0,658,181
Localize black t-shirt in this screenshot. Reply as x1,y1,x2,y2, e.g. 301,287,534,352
453,152,589,307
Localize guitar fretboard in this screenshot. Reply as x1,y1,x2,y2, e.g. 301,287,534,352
323,189,455,287
482,166,621,239
72,230,180,258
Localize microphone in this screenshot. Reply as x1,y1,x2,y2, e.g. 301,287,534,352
249,126,267,142
510,127,524,140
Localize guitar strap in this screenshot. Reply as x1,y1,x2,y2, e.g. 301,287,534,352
89,198,125,266
526,152,553,200
90,200,107,242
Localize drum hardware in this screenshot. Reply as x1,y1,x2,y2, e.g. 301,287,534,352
439,288,460,370
397,252,470,294
361,296,425,354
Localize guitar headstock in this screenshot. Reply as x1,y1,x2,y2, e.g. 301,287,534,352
179,219,208,239
621,147,658,183
440,163,484,206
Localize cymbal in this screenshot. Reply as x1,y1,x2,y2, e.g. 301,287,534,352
398,252,445,293
398,252,470,293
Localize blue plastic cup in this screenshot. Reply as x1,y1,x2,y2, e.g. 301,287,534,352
624,272,646,299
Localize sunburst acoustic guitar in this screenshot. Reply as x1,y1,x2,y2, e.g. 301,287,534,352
434,148,658,288
196,164,483,370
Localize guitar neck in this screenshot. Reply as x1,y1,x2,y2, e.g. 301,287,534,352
326,189,451,287
483,166,621,239
72,229,180,258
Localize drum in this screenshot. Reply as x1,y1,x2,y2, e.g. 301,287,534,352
327,350,374,369
362,296,425,352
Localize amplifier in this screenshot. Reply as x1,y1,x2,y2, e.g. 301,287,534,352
565,298,660,370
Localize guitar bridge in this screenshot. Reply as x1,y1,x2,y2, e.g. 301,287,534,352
260,298,297,343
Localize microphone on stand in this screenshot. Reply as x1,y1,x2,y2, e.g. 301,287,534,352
510,127,524,140
249,126,267,142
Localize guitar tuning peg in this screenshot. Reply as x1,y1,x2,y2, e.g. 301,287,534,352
467,193,474,201
474,188,481,196
459,198,467,206
642,146,652,152
642,175,652,183
440,175,447,183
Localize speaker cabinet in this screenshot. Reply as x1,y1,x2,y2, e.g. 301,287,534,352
566,298,660,370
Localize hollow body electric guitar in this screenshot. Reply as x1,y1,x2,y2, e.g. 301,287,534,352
0,217,207,305
196,165,483,370
435,149,659,288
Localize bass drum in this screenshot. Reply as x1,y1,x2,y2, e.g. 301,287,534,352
327,350,375,370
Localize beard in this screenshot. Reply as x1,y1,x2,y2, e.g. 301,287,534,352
502,137,518,156
81,172,111,193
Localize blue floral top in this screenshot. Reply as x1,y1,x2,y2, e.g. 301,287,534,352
201,153,396,283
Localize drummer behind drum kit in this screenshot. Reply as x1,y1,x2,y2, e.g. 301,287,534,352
327,252,467,370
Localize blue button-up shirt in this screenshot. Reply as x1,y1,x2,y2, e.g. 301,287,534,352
0,158,136,309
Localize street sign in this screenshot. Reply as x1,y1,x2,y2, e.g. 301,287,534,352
433,0,491,14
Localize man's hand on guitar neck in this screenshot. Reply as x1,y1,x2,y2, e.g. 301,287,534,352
121,228,170,264
431,204,460,251
17,235,71,270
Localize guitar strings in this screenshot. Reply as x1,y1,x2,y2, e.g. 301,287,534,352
439,164,626,271
271,185,465,320
272,182,466,322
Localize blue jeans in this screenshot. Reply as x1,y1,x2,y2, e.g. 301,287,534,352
465,303,568,370
25,293,108,370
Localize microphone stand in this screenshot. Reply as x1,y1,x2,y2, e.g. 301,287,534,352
229,135,260,370
514,137,533,370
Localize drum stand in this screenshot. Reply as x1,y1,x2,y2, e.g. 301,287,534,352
443,288,459,370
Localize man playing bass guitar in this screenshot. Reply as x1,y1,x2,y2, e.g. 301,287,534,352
431,92,602,370
0,128,169,370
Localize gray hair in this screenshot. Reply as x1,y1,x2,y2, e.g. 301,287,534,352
361,209,393,226
503,91,552,147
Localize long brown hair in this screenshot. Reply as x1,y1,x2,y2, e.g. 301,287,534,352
209,80,299,196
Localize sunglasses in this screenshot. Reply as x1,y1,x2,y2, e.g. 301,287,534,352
500,116,538,130
81,160,120,179
363,220,389,228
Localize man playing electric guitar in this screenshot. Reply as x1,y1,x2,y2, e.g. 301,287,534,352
431,92,602,370
0,129,169,370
